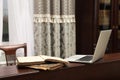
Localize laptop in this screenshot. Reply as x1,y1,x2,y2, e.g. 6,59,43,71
65,30,112,63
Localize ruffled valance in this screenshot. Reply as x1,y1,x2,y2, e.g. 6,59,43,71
34,14,76,23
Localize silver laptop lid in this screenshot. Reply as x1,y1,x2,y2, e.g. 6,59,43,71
92,30,112,62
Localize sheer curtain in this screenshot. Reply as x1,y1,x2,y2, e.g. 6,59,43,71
8,0,34,56
0,0,3,56
34,0,76,58
0,0,3,43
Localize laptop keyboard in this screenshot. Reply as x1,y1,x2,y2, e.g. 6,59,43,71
76,55,93,61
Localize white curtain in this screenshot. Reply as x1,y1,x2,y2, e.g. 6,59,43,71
8,0,34,56
0,0,3,43
34,0,76,58
0,0,3,56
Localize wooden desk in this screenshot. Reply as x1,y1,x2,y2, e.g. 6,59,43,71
1,53,120,80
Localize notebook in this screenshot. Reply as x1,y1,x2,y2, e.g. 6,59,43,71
65,30,112,63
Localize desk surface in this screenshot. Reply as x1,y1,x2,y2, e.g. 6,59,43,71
1,53,120,80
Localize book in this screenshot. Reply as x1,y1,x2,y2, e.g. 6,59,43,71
27,63,64,70
16,55,69,67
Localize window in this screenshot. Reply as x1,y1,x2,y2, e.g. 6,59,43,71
3,0,9,41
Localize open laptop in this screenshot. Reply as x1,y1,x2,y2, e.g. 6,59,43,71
65,30,112,63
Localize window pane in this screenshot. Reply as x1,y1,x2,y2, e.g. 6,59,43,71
3,0,9,41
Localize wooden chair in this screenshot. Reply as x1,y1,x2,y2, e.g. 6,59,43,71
0,43,27,66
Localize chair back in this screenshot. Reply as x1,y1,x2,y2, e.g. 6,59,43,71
0,43,27,66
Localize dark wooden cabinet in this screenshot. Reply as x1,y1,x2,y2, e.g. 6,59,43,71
111,0,120,52
76,0,98,54
76,0,120,54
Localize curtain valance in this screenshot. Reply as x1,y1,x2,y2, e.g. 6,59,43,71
34,14,75,23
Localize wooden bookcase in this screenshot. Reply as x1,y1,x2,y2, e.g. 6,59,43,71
76,0,120,54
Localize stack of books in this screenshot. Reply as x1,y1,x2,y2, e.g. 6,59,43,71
16,55,69,70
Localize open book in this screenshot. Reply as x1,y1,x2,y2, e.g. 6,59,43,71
16,55,69,67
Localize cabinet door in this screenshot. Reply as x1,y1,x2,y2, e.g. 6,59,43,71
113,0,120,52
98,0,112,53
98,0,120,52
76,0,96,54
